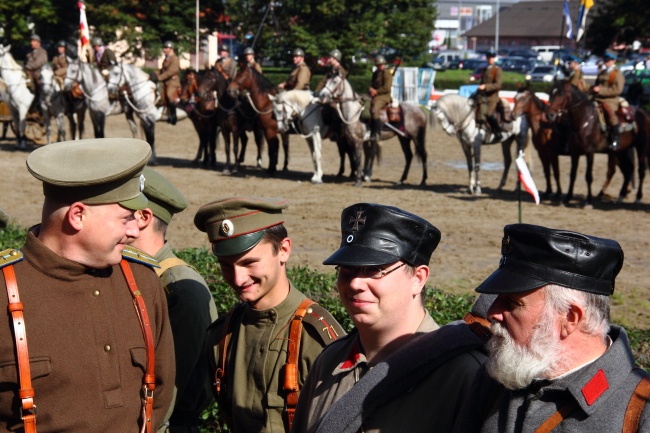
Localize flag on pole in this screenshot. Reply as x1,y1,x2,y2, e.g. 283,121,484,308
563,0,573,39
515,152,540,205
78,1,91,61
575,0,594,42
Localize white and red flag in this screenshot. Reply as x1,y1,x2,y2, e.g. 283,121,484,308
515,151,540,205
78,1,91,61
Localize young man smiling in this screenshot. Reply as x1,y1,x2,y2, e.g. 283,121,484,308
194,197,344,433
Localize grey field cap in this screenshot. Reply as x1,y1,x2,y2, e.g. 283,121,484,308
26,138,151,210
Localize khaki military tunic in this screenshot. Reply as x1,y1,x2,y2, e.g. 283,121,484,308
0,231,175,433
157,53,181,105
314,65,348,93
96,47,117,70
52,53,68,88
207,284,344,433
284,63,311,90
370,67,393,118
568,69,585,92
216,57,237,80
594,65,624,125
293,313,485,433
155,242,218,429
480,64,502,116
247,60,263,74
24,46,48,86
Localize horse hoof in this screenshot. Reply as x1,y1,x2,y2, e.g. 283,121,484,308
363,176,371,182
353,181,362,187
222,169,231,175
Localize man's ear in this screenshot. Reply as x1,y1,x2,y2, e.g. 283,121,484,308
561,302,585,338
411,265,430,299
67,202,86,231
135,208,155,230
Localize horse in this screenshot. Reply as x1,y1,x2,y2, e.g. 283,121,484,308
319,74,428,187
431,93,528,195
227,66,288,176
0,44,34,149
38,64,67,144
511,86,564,200
547,82,649,205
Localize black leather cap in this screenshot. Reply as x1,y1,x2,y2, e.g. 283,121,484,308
323,203,441,267
476,224,624,296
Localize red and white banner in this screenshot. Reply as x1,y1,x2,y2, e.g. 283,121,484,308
78,1,90,61
515,152,540,205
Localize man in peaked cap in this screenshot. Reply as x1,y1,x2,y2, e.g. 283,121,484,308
0,138,175,432
130,167,217,433
592,51,625,150
293,203,489,433
194,197,345,433
156,41,181,125
453,223,650,433
24,34,48,113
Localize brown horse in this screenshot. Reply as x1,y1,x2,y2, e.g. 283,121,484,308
547,82,649,205
228,66,288,176
511,86,564,200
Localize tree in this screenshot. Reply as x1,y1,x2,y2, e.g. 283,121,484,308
586,0,650,54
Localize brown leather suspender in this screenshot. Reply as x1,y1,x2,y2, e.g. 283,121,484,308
3,265,37,433
120,259,156,433
283,298,316,431
624,376,650,433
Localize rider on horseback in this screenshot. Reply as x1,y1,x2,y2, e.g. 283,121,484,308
314,49,348,93
278,48,312,91
215,44,237,81
243,47,263,74
369,55,393,144
591,51,624,151
92,37,117,79
52,40,68,90
566,54,586,92
24,34,48,115
477,49,503,142
155,41,181,125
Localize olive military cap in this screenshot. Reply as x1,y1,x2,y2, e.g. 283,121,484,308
142,167,187,224
194,197,288,257
26,138,151,211
476,224,624,296
603,51,617,62
323,203,441,267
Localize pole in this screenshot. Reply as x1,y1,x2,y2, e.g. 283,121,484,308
517,176,522,223
559,5,565,51
495,0,500,52
195,0,199,71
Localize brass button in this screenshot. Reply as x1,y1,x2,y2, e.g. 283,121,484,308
93,290,100,297
104,345,111,352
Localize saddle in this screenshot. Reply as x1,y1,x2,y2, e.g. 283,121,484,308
594,99,635,133
378,102,402,124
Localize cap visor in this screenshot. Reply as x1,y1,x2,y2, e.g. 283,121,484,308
475,268,549,294
323,245,400,267
213,231,266,257
119,193,148,211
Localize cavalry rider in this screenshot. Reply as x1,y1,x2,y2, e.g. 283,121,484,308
24,34,48,112
369,54,393,144
243,47,263,73
215,44,237,80
278,48,311,91
92,37,117,79
566,54,586,92
155,41,181,125
478,49,503,141
314,49,348,94
52,40,68,89
591,51,624,150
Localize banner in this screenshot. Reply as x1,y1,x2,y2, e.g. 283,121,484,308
78,1,91,61
515,152,540,205
575,0,594,42
563,0,573,39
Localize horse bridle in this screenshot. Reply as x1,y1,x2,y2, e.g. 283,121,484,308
229,68,274,115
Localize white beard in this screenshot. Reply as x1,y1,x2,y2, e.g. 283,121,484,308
486,311,562,390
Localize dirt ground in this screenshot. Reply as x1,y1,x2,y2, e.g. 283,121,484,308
1,114,649,328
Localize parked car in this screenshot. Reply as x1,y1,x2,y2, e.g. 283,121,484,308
531,45,561,63
461,58,486,71
500,56,536,74
525,65,565,82
427,51,463,71
581,55,602,76
504,48,541,61
469,66,486,82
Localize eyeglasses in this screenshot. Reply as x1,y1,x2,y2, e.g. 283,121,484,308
335,262,406,280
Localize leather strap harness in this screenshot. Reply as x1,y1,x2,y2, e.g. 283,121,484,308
2,260,156,433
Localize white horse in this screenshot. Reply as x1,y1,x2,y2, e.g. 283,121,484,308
432,93,529,195
269,89,334,183
0,44,34,149
38,64,67,144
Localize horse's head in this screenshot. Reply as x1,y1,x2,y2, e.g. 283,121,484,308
0,44,10,59
228,66,252,98
179,70,199,104
107,63,124,96
269,93,295,133
39,64,56,96
512,88,532,120
196,70,219,110
547,81,572,121
64,58,80,90
318,74,345,104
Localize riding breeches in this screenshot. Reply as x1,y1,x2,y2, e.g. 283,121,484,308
163,79,180,105
598,99,619,126
485,95,499,117
371,95,391,119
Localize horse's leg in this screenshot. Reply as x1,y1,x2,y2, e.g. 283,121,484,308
615,150,634,203
266,136,279,176
416,126,428,186
281,131,290,172
77,106,86,139
597,153,618,198
209,124,218,169
55,112,66,142
142,119,157,165
398,137,414,185
472,133,483,195
336,137,347,177
1,122,8,139
91,110,105,138
498,137,513,191
222,126,232,174
563,154,580,205
238,130,249,165
257,129,266,170
310,128,324,184
125,110,138,138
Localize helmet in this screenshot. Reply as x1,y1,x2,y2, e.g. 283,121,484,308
375,55,387,65
219,44,230,52
329,49,342,62
485,49,497,58
243,47,255,55
163,41,174,49
603,51,617,62
292,48,305,57
57,40,66,47
31,34,41,42
92,37,104,47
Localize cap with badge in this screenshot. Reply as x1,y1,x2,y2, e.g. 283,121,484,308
323,203,441,267
476,224,624,296
26,138,151,211
194,197,288,257
141,167,187,224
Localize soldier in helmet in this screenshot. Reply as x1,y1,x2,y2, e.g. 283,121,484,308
369,55,393,143
314,48,348,94
92,37,117,78
278,48,311,90
52,40,69,89
24,34,48,111
243,47,262,74
215,44,237,80
155,41,181,125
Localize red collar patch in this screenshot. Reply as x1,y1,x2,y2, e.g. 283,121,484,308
334,341,367,374
581,369,609,406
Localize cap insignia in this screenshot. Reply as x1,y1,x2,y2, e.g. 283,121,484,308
349,211,366,232
220,219,234,237
139,173,145,192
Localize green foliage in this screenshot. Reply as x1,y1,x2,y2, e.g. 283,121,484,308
586,0,650,54
433,70,553,93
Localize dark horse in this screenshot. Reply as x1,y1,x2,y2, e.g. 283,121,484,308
511,86,564,200
228,66,289,176
548,82,650,205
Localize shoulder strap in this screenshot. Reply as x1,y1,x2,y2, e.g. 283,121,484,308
2,265,37,433
154,257,193,278
609,69,619,86
533,400,578,433
623,374,650,433
492,66,498,82
119,260,156,433
284,298,316,431
122,246,160,269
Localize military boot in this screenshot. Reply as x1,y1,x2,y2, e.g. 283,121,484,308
371,119,382,142
608,126,620,151
487,115,503,142
167,104,177,125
